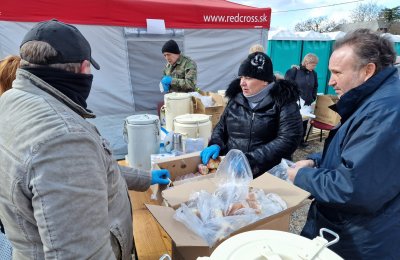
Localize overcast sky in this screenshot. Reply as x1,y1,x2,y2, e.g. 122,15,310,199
230,0,398,30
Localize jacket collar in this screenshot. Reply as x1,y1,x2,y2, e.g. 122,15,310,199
168,54,183,68
334,67,397,122
234,83,274,110
300,65,310,73
17,69,96,118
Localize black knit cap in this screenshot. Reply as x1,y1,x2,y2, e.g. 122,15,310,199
162,39,181,54
20,19,100,70
238,52,273,82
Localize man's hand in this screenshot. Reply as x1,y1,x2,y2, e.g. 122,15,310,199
161,76,172,92
200,144,220,164
151,169,171,185
287,159,314,182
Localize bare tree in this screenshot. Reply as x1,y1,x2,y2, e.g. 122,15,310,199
379,6,400,24
350,2,383,22
294,16,338,32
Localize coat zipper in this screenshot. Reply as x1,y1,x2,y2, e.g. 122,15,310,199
247,112,255,152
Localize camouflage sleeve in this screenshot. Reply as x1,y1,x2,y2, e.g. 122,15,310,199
162,65,167,77
171,59,197,92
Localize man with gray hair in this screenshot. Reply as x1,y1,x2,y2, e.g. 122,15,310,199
0,19,170,259
288,29,400,258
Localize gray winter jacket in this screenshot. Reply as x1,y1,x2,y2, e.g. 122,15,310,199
0,69,151,259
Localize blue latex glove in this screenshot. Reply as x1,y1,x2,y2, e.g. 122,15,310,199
151,169,171,185
200,144,220,164
161,76,172,92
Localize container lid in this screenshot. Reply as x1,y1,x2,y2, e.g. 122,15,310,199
174,114,210,124
268,29,299,40
126,114,159,125
295,31,331,41
164,92,191,100
209,230,343,260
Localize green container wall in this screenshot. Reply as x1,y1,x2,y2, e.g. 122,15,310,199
395,42,400,56
267,40,302,78
302,40,331,94
326,41,336,95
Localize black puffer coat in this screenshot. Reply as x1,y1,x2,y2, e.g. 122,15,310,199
209,79,303,177
285,66,318,106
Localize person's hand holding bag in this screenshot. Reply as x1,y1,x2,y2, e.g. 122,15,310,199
200,144,220,164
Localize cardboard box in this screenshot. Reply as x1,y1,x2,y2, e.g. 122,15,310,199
314,95,341,126
192,92,226,128
151,152,216,204
146,168,310,260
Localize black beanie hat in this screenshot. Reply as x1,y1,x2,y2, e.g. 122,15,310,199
162,40,181,54
238,52,273,82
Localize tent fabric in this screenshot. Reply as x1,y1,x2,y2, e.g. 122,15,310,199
0,0,271,29
0,22,265,116
0,1,270,158
185,29,264,90
0,21,135,116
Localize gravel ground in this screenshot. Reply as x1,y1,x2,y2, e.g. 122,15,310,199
288,132,325,235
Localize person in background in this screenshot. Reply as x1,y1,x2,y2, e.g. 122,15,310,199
0,55,20,260
0,55,21,95
285,53,319,148
288,29,400,259
160,39,197,93
249,43,265,54
201,52,303,178
0,19,170,259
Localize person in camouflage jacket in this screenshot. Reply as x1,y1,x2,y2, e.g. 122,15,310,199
161,39,197,92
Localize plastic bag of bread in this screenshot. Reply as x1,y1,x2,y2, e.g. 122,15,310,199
174,150,287,246
174,185,287,246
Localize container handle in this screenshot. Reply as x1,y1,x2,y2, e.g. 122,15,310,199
319,228,340,248
153,119,160,137
192,96,198,111
122,120,128,143
298,228,340,260
159,254,171,260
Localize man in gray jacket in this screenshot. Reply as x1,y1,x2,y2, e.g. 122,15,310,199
0,19,170,259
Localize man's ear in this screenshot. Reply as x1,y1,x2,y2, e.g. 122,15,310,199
364,63,376,81
80,60,91,74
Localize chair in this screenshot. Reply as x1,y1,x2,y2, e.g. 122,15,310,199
305,119,334,142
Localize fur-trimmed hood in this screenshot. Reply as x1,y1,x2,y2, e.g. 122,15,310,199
225,78,300,107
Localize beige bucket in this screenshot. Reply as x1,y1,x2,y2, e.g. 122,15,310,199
173,114,212,148
163,92,193,132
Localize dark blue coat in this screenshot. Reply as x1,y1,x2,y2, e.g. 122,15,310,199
295,67,400,259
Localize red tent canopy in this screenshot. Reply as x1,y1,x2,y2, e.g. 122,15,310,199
0,0,271,29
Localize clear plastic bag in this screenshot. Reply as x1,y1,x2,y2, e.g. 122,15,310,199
268,158,295,182
215,149,253,185
184,138,205,153
173,150,287,247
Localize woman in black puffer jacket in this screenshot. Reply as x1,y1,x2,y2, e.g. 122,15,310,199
201,52,303,178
